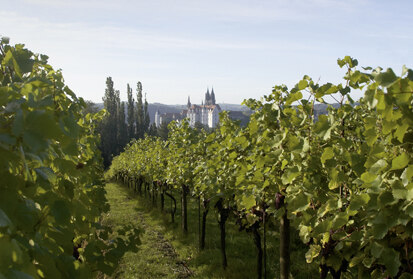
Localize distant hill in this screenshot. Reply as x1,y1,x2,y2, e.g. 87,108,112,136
93,102,344,124
94,102,250,124
219,104,250,111
149,103,249,124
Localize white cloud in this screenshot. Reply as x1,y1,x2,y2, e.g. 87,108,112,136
0,10,315,54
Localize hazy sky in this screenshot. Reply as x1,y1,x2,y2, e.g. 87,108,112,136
2,0,412,104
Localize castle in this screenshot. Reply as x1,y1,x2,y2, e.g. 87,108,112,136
155,88,221,128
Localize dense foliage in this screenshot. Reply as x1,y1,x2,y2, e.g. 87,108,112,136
0,38,139,278
100,79,152,168
107,57,413,278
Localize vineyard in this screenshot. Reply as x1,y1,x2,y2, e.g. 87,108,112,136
1,35,413,279
106,57,413,278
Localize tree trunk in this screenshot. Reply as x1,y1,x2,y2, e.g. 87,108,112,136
263,206,267,279
147,183,150,198
201,199,210,250
280,208,290,279
181,185,188,233
165,191,176,223
321,259,347,279
161,189,165,211
320,264,328,279
198,196,201,249
152,182,156,206
215,198,229,269
252,223,263,279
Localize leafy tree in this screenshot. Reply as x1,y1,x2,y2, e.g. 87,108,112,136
127,83,135,140
158,121,169,140
166,120,199,234
83,100,100,116
135,81,144,139
117,100,128,151
148,123,158,137
101,77,119,167
194,121,209,131
143,93,150,135
106,57,413,278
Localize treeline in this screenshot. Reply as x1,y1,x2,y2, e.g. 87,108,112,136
99,78,157,167
106,57,413,278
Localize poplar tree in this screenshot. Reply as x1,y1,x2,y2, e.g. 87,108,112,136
101,77,118,167
114,88,127,152
126,83,135,140
158,122,169,140
135,81,144,139
143,93,150,135
118,101,128,151
148,123,158,137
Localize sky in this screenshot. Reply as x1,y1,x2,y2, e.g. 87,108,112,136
1,0,412,105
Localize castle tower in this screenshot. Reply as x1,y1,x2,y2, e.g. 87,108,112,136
205,88,211,105
187,96,191,108
211,87,216,105
155,108,161,127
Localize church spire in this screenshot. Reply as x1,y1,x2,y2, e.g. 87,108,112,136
211,87,215,105
187,96,191,108
205,87,211,105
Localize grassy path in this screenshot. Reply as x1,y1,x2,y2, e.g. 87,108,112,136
102,182,191,279
103,182,316,279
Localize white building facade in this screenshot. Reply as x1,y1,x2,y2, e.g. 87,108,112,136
186,88,221,128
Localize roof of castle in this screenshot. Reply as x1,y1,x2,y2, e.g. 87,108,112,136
187,104,221,111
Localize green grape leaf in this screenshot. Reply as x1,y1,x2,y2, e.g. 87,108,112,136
26,111,61,139
349,193,370,211
241,195,256,210
349,253,364,268
305,245,321,263
372,223,388,239
288,192,309,213
331,212,348,229
391,153,409,170
369,159,387,174
361,172,377,184
321,147,334,164
35,167,57,184
12,109,24,136
51,200,71,224
378,191,396,206
404,204,413,218
401,165,413,186
281,166,300,184
314,114,334,140
375,68,398,87
370,241,384,258
381,248,401,277
298,80,308,90
394,121,409,143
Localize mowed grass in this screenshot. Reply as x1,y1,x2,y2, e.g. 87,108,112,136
103,182,318,278
102,183,189,279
